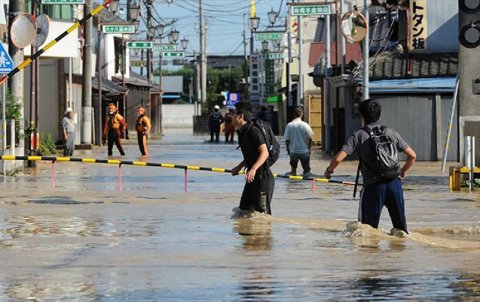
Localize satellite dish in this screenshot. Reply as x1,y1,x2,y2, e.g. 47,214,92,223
10,13,37,49
32,14,50,48
340,11,368,43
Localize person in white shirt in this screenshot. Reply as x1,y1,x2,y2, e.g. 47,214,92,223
284,106,314,177
62,107,76,156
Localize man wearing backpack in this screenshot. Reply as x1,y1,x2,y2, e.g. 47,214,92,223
323,99,416,234
230,102,275,215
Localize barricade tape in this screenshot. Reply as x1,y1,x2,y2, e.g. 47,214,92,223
0,155,359,191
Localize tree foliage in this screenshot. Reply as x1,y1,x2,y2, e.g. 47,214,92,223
154,65,244,113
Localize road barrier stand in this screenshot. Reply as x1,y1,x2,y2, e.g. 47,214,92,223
449,166,480,191
0,155,359,192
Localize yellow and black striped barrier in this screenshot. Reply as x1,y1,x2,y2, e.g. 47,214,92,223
0,155,358,191
0,0,113,85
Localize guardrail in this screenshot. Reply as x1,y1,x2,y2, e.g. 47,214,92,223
1,155,357,192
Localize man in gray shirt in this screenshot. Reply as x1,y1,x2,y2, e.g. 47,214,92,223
324,99,416,235
284,106,314,177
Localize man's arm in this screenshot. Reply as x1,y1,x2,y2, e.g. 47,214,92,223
144,117,152,134
231,160,246,176
324,150,348,179
286,139,290,155
245,144,269,183
400,147,416,178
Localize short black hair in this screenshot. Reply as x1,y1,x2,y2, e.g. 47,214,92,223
234,101,252,122
359,99,381,123
293,106,303,118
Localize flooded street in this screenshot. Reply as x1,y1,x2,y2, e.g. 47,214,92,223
1,131,479,301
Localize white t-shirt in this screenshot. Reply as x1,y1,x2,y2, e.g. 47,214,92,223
284,119,314,154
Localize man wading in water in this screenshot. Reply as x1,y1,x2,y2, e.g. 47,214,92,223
230,102,275,215
324,99,416,235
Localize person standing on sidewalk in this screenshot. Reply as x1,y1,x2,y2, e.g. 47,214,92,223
284,106,314,177
103,103,127,156
62,107,76,156
324,98,416,235
224,107,235,143
135,106,151,156
208,105,224,143
230,101,275,215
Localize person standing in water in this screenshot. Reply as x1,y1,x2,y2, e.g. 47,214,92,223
324,99,416,235
135,106,151,156
103,103,127,156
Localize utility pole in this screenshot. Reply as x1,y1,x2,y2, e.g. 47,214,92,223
146,0,153,85
8,0,25,156
199,0,207,112
362,0,369,100
458,0,480,164
82,0,93,144
243,14,248,102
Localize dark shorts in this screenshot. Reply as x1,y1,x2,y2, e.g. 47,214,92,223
359,178,408,233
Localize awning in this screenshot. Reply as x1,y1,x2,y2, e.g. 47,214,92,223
369,77,457,94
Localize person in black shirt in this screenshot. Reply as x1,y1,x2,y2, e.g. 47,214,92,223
208,105,224,142
230,102,275,215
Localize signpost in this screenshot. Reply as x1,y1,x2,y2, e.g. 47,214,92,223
0,42,13,174
162,51,185,58
290,4,332,16
262,52,284,60
126,41,153,49
102,25,136,34
42,0,85,4
255,32,284,41
265,59,275,96
153,44,176,52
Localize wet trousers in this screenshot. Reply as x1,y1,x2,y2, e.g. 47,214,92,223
239,167,275,214
210,126,220,142
359,178,408,233
289,152,311,174
137,132,147,155
108,129,125,156
63,132,75,156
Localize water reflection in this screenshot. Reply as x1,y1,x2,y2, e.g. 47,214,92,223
233,217,277,300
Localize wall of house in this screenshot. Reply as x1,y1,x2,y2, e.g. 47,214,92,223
372,94,458,161
24,59,61,143
162,104,194,130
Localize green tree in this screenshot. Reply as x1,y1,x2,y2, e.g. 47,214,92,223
153,64,244,113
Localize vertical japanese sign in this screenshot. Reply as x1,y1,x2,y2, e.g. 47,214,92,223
265,59,275,96
409,0,428,51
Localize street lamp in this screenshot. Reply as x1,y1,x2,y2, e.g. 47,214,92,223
170,28,180,43
261,40,269,52
181,36,189,50
250,15,260,31
267,8,278,26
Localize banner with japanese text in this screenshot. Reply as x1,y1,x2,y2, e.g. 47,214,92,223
409,0,428,51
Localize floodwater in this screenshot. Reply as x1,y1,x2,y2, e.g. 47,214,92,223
1,131,479,301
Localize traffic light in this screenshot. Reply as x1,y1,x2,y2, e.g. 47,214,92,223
459,0,480,48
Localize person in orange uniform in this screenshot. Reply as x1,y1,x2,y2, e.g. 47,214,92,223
103,103,127,156
135,106,151,156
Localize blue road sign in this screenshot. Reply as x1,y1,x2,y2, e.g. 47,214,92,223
0,42,13,74
226,93,240,108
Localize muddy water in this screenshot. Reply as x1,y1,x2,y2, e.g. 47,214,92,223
0,132,479,301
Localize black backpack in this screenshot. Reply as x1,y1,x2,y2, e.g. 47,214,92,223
353,126,400,197
363,126,401,179
250,119,280,167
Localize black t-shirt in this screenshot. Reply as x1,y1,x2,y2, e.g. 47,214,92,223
238,123,267,169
